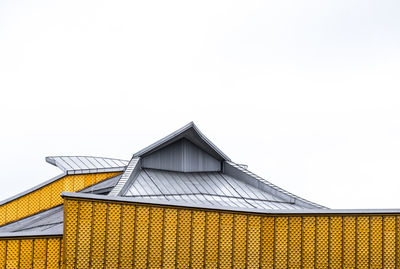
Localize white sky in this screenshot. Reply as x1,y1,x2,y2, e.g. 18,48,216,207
0,0,400,209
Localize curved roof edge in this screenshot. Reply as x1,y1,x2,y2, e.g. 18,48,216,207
62,192,400,215
133,122,231,161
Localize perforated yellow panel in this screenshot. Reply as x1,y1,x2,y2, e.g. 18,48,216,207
63,196,400,269
232,214,246,268
148,207,163,268
260,217,274,268
204,211,218,269
370,216,383,268
0,237,62,269
247,216,261,268
383,216,396,268
343,216,356,268
303,216,315,268
162,208,178,268
0,172,121,226
288,216,302,268
315,217,329,268
176,209,191,268
329,216,342,269
191,210,205,268
104,203,122,268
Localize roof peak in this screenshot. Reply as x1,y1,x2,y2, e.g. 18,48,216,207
133,122,230,161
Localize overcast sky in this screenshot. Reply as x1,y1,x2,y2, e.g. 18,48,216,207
0,0,399,209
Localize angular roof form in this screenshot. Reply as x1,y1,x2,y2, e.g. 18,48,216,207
112,122,326,209
134,121,230,161
0,121,327,238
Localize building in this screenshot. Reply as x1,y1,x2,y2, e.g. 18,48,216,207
0,122,398,268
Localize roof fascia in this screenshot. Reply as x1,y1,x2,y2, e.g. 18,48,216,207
0,231,62,238
61,192,400,215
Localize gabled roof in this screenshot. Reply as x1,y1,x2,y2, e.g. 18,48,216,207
110,122,325,209
133,122,230,161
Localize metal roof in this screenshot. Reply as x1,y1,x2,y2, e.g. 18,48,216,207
133,122,231,161
123,168,303,210
46,156,128,174
0,206,63,235
62,192,400,215
224,161,326,209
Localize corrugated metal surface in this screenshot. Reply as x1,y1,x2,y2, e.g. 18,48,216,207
134,121,230,161
142,139,221,172
124,168,302,210
224,161,326,209
46,156,128,175
109,157,141,196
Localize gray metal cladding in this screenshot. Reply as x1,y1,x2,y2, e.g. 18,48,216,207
45,156,129,174
223,161,326,209
123,168,303,210
141,138,221,172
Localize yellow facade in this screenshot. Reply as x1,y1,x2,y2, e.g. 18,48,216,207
0,172,121,226
0,236,63,268
63,196,400,268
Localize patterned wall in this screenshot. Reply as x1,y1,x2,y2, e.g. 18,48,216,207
0,172,121,226
0,236,62,268
63,197,400,268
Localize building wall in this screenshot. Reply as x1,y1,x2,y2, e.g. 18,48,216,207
0,236,63,268
0,172,121,226
63,197,400,268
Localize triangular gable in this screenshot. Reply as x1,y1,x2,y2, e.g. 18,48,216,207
134,122,230,161
141,138,222,172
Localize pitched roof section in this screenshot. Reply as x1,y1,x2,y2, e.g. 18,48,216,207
46,156,128,174
134,122,230,161
123,168,304,210
224,162,326,209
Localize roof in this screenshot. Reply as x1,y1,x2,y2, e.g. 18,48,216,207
123,168,304,210
62,192,400,215
46,156,128,174
110,122,325,209
134,122,230,161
